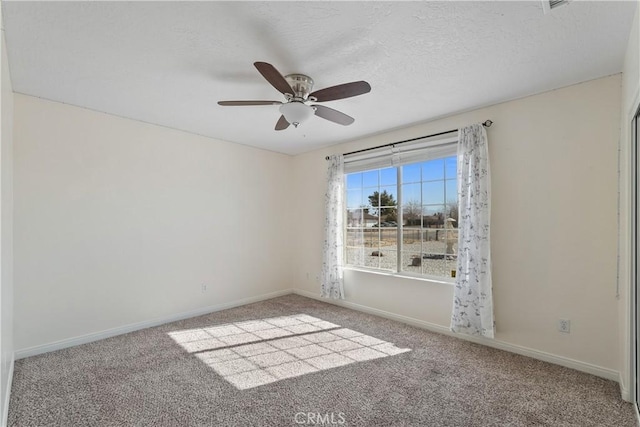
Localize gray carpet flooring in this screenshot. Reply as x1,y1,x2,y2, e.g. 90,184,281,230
8,294,637,426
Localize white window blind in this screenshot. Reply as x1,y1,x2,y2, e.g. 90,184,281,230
344,133,458,173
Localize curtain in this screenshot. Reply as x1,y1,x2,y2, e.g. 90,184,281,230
321,154,345,299
450,124,494,338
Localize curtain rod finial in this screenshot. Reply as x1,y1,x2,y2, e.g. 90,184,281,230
483,120,493,127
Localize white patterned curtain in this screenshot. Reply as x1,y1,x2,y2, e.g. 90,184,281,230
321,155,345,299
450,124,494,338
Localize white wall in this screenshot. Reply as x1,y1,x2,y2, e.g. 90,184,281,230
13,94,292,352
293,75,622,376
618,2,640,402
0,4,14,424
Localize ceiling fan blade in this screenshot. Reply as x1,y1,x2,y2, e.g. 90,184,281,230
275,115,290,131
254,62,295,96
310,81,371,102
218,100,282,106
312,105,355,126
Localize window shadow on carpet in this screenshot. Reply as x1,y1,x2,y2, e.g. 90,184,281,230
168,314,411,389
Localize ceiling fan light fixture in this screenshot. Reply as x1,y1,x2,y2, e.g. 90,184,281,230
279,102,314,127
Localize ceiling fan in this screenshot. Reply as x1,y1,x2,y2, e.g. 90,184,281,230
218,62,371,131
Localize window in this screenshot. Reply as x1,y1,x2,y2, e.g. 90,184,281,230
344,136,458,280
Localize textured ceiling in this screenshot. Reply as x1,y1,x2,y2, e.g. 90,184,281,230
2,1,636,155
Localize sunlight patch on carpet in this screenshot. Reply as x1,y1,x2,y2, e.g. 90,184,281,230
168,314,411,389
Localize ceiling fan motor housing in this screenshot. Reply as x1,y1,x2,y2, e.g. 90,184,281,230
284,74,316,101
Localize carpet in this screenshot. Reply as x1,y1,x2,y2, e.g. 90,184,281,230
8,294,636,426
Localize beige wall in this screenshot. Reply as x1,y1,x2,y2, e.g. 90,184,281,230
618,2,640,402
0,8,14,424
292,75,622,375
13,94,293,351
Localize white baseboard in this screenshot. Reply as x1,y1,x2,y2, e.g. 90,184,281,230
15,289,293,360
293,289,620,383
619,371,632,402
2,355,14,427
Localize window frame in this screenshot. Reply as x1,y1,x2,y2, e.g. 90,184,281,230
343,137,459,283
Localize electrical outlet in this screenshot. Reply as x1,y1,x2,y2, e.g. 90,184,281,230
201,284,207,292
558,319,570,333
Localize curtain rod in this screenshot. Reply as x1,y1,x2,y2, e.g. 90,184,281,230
325,120,493,160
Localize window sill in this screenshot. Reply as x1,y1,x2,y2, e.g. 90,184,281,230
342,266,455,286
